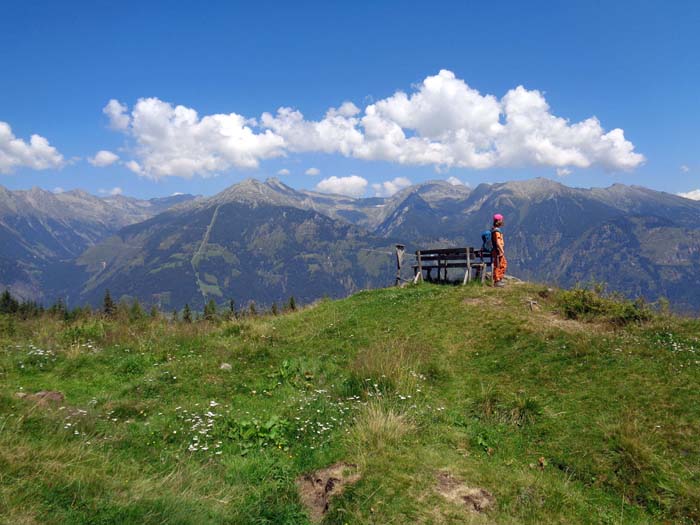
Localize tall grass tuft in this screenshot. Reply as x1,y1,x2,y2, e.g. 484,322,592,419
471,384,542,427
338,339,427,399
347,402,414,458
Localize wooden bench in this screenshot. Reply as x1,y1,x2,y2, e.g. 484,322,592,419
412,247,493,285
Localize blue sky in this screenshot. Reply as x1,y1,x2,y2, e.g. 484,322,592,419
1,1,698,199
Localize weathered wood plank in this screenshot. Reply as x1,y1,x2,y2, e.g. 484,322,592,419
395,244,405,287
416,247,470,256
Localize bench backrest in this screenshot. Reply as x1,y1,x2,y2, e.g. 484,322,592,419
416,247,492,262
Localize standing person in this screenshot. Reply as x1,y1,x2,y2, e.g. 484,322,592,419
491,213,507,287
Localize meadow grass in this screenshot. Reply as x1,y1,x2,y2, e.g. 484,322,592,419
0,283,698,523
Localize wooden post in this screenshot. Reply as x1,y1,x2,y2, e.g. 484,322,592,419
414,250,424,284
394,244,405,286
463,247,471,285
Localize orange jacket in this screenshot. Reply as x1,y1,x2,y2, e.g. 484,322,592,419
491,228,505,256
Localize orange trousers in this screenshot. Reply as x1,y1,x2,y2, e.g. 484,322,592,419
492,253,507,282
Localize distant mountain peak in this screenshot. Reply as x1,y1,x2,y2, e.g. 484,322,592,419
206,177,307,209
390,178,471,206
264,176,285,187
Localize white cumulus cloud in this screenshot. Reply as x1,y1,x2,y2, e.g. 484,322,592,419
106,70,644,178
102,98,285,179
305,167,320,176
372,176,412,197
556,167,572,177
261,103,363,156
88,150,119,167
277,168,290,175
352,72,644,170
680,165,690,173
103,99,130,130
315,175,368,197
124,160,143,174
678,189,700,201
0,121,64,174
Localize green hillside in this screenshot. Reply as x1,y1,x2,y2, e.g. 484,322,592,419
1,283,699,524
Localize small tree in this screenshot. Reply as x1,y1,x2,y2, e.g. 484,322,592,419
129,298,144,321
271,302,278,315
228,298,236,319
248,301,257,316
17,299,42,319
0,290,19,315
49,298,67,319
172,308,179,322
204,299,217,321
102,289,115,317
183,303,192,323
116,300,130,320
287,296,296,311
149,305,159,319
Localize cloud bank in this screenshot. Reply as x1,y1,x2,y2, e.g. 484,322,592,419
105,70,644,179
0,121,64,174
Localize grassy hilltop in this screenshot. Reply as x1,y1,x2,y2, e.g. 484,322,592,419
1,283,699,524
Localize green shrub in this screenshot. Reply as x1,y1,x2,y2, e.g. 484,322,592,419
117,355,147,376
556,285,652,326
221,324,242,337
217,415,290,455
557,287,607,319
60,320,106,344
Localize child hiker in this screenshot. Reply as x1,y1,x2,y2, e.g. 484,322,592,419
491,213,507,287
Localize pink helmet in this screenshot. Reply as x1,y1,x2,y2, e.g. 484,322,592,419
493,213,504,221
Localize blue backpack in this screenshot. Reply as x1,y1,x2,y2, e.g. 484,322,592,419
481,228,499,252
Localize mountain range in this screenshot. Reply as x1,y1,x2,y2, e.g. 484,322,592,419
2,178,700,312
0,187,196,300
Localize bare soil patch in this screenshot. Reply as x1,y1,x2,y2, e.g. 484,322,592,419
536,312,605,334
462,296,504,307
296,462,360,522
436,471,495,513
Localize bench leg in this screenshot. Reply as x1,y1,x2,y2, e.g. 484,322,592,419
465,250,471,284
413,267,421,284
